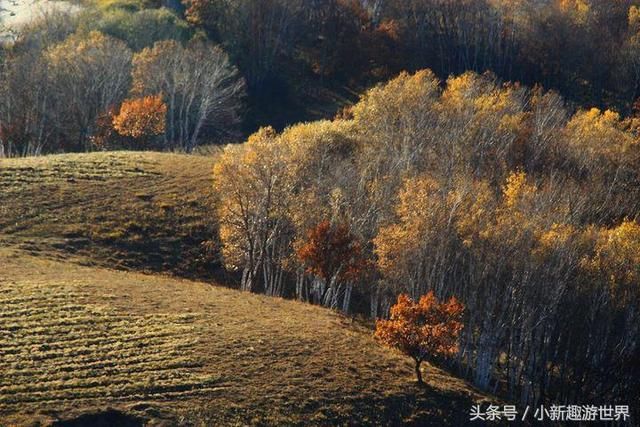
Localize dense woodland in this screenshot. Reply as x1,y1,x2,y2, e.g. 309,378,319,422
6,0,640,155
214,71,640,411
0,0,638,420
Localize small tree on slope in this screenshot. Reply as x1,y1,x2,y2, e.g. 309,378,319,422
375,292,464,384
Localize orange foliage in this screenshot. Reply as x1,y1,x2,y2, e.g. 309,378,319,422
375,292,464,384
113,94,167,140
296,220,368,283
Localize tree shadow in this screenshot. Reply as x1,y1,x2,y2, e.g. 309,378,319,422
52,408,145,427
318,381,494,426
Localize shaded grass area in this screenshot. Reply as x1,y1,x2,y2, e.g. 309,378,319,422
0,252,493,426
0,152,223,281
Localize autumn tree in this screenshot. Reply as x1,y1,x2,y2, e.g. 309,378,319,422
562,108,640,222
584,220,640,404
45,30,133,151
375,292,464,384
296,220,368,311
132,39,245,151
0,28,131,155
211,69,640,408
112,94,167,147
374,175,461,300
213,127,292,294
275,120,361,303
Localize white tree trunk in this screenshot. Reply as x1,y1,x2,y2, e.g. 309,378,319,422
342,282,353,313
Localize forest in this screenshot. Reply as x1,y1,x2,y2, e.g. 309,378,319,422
214,71,640,412
6,0,640,155
0,0,638,423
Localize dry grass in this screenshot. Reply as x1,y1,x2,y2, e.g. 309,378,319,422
0,152,221,281
0,250,492,426
0,152,494,426
0,282,217,406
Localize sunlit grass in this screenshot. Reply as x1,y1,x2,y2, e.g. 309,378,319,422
0,281,218,411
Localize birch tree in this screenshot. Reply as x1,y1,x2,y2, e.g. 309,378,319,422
213,127,292,294
45,31,133,151
132,39,245,151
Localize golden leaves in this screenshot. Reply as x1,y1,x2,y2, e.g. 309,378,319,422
558,0,590,24
351,69,440,128
565,108,635,158
629,6,640,34
131,40,180,96
503,170,535,209
586,220,640,292
47,31,113,66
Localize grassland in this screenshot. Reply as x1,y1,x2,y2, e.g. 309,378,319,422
0,152,222,281
0,152,493,425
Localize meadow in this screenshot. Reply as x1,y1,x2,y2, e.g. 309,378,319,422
0,152,219,279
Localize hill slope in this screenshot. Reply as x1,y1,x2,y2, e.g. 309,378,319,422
0,250,491,426
0,152,493,425
0,152,221,280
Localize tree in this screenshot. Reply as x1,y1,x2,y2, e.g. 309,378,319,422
375,292,464,384
0,50,51,156
274,119,361,303
132,39,245,151
112,94,167,147
563,108,640,222
296,220,368,311
88,7,193,51
213,127,292,293
374,175,461,300
209,69,640,407
184,0,304,92
0,28,131,155
45,30,133,150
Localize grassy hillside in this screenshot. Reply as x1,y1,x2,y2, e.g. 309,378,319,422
0,250,491,426
0,152,222,281
0,152,493,425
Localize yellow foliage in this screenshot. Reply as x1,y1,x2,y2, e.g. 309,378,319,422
453,180,495,248
533,223,577,260
440,72,492,112
374,175,441,280
278,120,355,178
352,69,440,127
131,40,180,96
473,86,517,114
213,127,292,271
629,5,640,34
538,223,575,249
503,171,535,209
559,0,590,24
565,108,636,159
585,220,640,294
47,31,114,65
